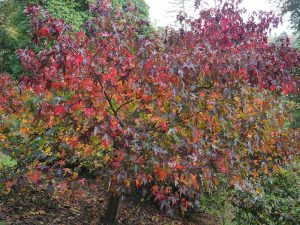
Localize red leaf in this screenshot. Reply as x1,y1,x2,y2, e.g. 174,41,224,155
102,139,108,148
54,106,66,116
74,55,84,66
154,191,164,202
82,108,94,117
282,82,295,95
160,121,167,131
270,85,276,91
38,27,49,37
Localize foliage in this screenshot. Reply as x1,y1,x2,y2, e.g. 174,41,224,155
111,0,149,19
272,0,300,49
0,152,17,192
273,0,300,128
291,93,300,127
0,0,149,76
168,0,192,18
42,0,91,31
231,162,300,225
0,0,300,221
196,162,300,225
0,0,32,76
197,188,235,225
0,153,17,170
273,0,300,34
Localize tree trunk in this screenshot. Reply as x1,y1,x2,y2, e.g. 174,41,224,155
102,194,122,225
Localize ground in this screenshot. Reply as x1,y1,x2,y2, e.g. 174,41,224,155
0,187,220,225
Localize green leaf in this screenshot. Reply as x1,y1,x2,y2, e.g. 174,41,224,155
0,153,17,169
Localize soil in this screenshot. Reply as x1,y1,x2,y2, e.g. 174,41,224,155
0,188,220,225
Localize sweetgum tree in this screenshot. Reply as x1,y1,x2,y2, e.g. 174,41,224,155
0,0,300,224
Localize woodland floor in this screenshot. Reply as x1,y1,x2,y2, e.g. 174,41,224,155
0,188,220,225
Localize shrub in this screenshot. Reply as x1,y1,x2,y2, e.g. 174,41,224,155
196,162,300,225
231,162,300,225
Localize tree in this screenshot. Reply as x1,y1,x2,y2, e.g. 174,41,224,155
168,0,193,28
111,0,149,19
0,0,32,76
168,0,190,15
273,0,300,34
0,1,300,224
273,0,300,129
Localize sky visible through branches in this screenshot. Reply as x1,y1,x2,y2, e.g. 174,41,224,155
145,0,292,35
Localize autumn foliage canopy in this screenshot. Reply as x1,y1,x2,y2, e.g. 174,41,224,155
0,0,300,215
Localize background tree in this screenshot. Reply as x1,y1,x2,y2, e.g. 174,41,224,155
168,0,190,15
273,0,300,35
0,0,32,76
168,0,193,28
111,0,149,19
272,0,300,128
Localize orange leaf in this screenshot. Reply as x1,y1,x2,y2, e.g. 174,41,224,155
158,169,168,181
49,114,54,128
253,171,258,179
175,164,184,170
151,185,159,193
27,170,42,184
135,178,142,188
5,181,13,193
191,174,197,186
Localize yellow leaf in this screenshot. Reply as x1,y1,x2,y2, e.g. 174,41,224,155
124,179,130,187
234,96,240,102
44,147,52,156
255,188,260,194
72,172,78,180
0,134,5,141
104,155,110,162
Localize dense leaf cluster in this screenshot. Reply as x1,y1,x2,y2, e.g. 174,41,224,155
0,0,149,76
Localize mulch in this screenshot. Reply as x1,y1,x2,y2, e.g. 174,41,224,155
0,188,220,225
